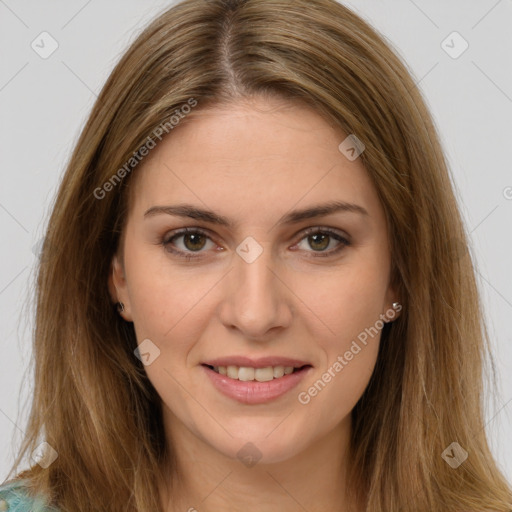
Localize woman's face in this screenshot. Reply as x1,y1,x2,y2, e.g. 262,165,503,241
110,96,398,465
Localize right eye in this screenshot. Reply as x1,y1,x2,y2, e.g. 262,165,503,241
161,228,217,260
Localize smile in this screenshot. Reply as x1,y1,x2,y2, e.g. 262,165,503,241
204,364,306,381
201,364,313,405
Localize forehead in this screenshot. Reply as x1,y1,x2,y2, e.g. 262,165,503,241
126,97,381,224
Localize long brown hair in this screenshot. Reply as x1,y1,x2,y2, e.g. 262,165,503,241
5,0,512,510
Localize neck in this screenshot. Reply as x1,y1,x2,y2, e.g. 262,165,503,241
158,409,361,512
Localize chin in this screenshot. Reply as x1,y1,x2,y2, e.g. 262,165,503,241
204,424,309,466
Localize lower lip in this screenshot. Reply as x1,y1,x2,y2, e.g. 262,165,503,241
202,365,313,405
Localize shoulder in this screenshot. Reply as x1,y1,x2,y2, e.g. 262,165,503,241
0,478,59,511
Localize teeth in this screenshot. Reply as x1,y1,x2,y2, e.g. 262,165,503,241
273,366,284,378
212,365,301,381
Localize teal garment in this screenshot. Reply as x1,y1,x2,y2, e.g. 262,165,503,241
0,478,59,511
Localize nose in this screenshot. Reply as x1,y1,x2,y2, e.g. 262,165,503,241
217,244,293,340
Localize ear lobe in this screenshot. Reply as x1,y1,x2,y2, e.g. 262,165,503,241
384,283,401,322
108,254,132,320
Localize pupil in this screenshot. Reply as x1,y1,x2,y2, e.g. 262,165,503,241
184,234,206,251
309,233,329,251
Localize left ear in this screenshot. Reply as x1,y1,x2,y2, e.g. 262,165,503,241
108,253,133,322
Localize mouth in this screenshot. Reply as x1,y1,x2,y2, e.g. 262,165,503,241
202,363,312,382
201,362,314,405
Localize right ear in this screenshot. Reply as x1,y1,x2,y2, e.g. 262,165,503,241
108,253,133,322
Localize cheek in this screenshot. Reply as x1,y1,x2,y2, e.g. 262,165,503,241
296,299,383,428
293,259,387,406
294,256,389,344
123,240,217,341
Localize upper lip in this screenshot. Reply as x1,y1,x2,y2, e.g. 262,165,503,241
202,356,312,369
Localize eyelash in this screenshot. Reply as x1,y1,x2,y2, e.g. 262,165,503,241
161,227,351,260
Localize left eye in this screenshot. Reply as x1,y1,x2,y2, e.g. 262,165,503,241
161,227,350,259
293,228,350,256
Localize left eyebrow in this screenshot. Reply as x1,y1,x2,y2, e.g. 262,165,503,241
143,200,369,228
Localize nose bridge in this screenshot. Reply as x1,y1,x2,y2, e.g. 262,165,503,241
220,239,291,337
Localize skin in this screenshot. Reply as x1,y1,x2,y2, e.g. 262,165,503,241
109,95,399,512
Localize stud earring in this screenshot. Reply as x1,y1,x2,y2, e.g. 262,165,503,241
116,302,125,313
384,301,402,324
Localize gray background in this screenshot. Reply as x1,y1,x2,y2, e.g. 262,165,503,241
1,0,511,483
